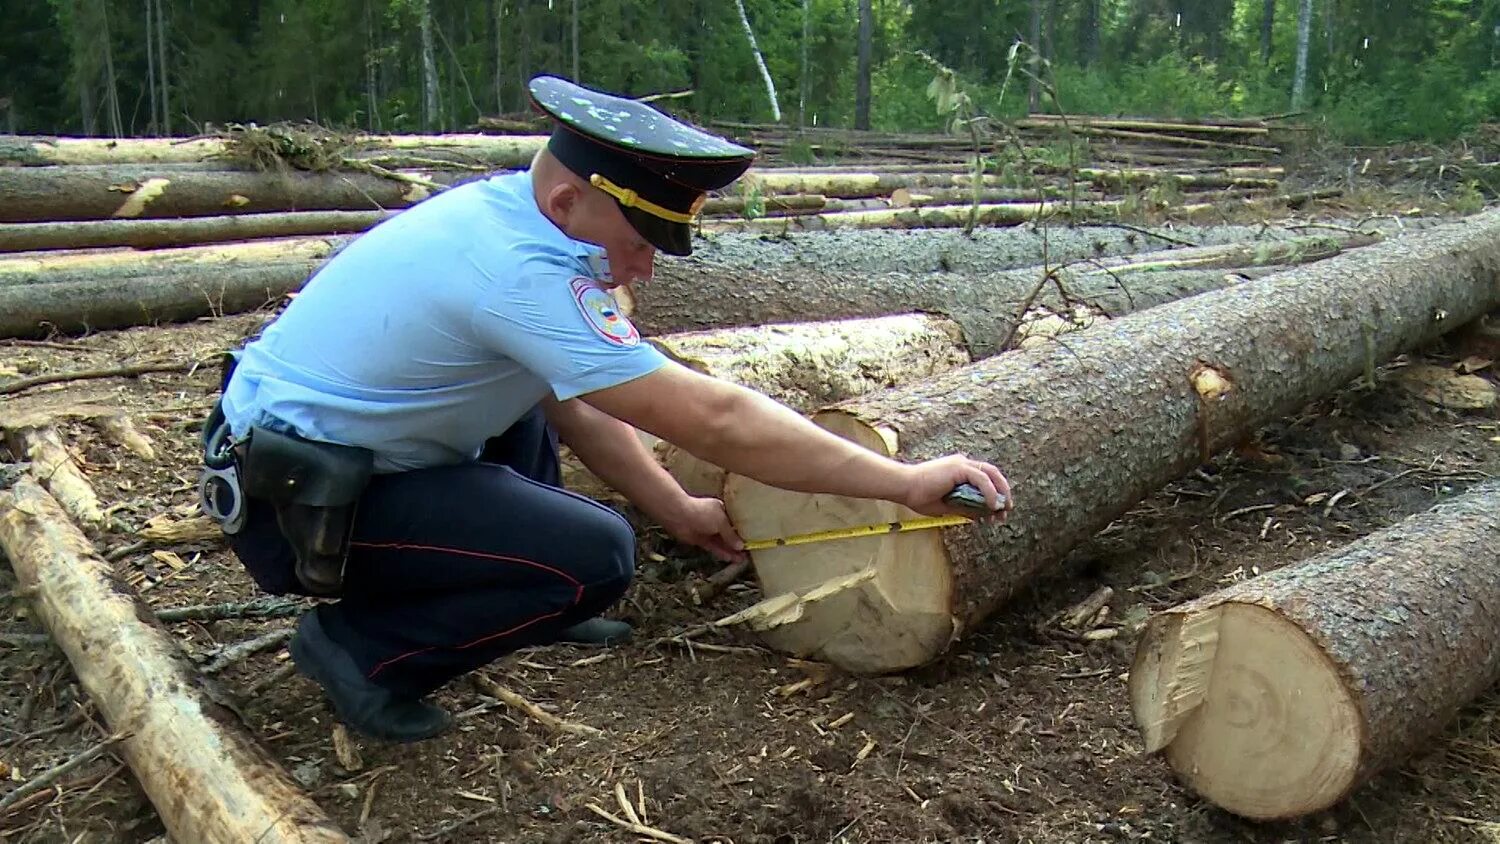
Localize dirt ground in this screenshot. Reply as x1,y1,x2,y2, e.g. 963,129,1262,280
2,208,1499,844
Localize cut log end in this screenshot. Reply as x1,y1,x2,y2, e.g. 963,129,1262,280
1130,602,1363,820
722,411,957,674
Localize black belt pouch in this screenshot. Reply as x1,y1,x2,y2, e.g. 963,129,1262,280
240,426,374,596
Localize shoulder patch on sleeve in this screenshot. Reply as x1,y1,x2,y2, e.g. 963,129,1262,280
570,276,640,346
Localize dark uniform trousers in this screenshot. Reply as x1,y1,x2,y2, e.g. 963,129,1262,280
228,406,635,699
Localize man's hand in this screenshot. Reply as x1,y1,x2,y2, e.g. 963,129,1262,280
899,454,1014,521
659,496,747,563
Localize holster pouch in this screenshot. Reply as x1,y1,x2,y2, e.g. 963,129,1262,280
240,426,374,596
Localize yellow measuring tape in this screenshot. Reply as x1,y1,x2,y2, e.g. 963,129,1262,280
742,514,973,552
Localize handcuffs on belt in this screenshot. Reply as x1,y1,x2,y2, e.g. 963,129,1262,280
197,351,375,595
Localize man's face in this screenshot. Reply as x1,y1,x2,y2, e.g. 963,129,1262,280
562,189,657,288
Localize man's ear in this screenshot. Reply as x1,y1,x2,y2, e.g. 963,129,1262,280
543,183,581,226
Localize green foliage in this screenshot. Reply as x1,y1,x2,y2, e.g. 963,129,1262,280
11,0,1500,148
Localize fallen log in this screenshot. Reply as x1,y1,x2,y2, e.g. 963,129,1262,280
2,426,104,526
0,210,391,252
0,164,467,222
650,314,973,496
716,209,1500,673
0,235,344,281
625,232,1374,355
701,201,1127,234
1016,116,1272,136
0,133,545,167
736,171,1011,199
1129,481,1500,821
0,476,347,841
0,260,318,338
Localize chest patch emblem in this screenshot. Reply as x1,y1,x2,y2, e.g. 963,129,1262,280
571,277,639,346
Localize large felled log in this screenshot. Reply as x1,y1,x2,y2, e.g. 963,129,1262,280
0,164,468,222
1130,481,1500,820
625,232,1374,356
0,210,391,252
717,209,1500,673
0,476,347,842
649,315,973,496
0,133,545,167
0,261,318,338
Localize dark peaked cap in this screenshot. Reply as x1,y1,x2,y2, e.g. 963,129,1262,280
528,75,755,256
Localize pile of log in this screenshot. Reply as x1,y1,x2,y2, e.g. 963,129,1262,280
0,119,1316,264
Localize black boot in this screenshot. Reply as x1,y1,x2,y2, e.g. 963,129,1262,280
289,610,453,743
557,617,633,646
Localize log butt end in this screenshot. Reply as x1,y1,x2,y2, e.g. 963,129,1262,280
723,414,956,674
1130,602,1364,820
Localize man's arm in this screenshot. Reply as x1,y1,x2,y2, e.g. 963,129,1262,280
543,395,684,518
543,395,746,559
581,362,1010,516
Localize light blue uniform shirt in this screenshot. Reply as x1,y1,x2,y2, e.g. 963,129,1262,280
222,171,668,473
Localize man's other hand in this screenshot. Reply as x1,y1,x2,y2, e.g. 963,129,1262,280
661,496,747,563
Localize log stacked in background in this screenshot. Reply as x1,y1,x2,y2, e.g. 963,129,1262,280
1130,481,1500,821
715,209,1500,674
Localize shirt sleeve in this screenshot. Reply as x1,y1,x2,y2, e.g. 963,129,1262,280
471,256,668,400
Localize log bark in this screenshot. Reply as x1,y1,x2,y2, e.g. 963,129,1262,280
0,261,318,338
718,209,1500,673
1129,481,1500,821
0,211,391,252
0,164,463,222
0,476,347,842
0,133,545,167
702,201,1127,234
626,233,1373,357
649,315,973,496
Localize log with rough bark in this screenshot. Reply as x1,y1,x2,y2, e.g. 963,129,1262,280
649,315,973,496
0,260,318,338
702,201,1127,234
716,209,1500,674
1130,481,1500,820
0,133,545,167
0,164,468,222
0,210,391,252
0,476,348,841
623,232,1375,356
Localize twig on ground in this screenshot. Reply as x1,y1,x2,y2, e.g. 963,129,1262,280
0,361,205,397
413,806,501,842
584,802,692,844
242,662,298,697
156,597,307,623
0,730,128,815
200,628,294,675
471,674,603,737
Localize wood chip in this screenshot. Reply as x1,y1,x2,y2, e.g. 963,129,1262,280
828,712,855,730
332,724,363,773
851,736,877,769
151,550,187,570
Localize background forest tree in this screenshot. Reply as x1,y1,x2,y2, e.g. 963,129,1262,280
2,0,1498,144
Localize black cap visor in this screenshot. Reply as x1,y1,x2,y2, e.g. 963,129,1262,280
621,204,693,257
